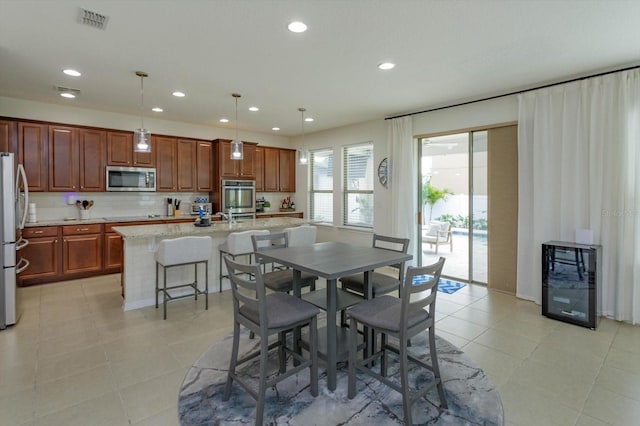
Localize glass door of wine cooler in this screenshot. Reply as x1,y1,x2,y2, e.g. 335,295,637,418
542,241,601,329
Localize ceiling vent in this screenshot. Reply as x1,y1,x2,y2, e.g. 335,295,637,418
78,8,109,30
56,86,81,98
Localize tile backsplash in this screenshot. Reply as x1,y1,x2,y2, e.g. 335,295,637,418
29,192,210,221
29,191,298,222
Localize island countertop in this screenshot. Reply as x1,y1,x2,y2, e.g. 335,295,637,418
113,216,310,239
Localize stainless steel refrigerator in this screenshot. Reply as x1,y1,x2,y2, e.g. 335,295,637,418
0,152,30,330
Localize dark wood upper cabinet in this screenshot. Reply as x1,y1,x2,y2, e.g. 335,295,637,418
48,126,78,192
215,139,256,180
196,141,213,191
255,147,264,192
78,129,106,191
107,131,133,166
18,122,48,191
263,147,279,192
0,120,16,153
177,139,196,191
155,136,177,191
133,136,156,167
278,149,296,192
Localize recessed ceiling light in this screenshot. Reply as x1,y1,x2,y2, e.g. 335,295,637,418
248,106,259,112
152,107,163,112
304,117,314,122
272,127,280,131
63,69,81,77
56,86,79,98
60,92,76,98
219,118,229,123
172,91,185,97
288,21,307,33
378,62,395,70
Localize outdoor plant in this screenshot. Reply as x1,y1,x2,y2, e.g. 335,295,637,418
422,182,454,222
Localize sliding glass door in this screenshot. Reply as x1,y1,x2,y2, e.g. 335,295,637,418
418,131,487,284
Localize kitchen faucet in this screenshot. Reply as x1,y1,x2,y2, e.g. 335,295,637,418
216,210,233,223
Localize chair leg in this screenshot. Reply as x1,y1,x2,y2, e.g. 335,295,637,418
219,251,224,293
256,332,269,426
309,316,318,396
347,316,358,399
204,261,209,310
381,333,388,377
155,263,159,309
429,326,448,409
193,263,198,301
278,331,286,374
163,266,168,320
223,321,241,401
399,336,412,426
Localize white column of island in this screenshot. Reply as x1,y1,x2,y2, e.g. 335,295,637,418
113,217,310,311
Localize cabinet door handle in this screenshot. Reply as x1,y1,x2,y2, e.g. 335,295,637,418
34,230,44,234
77,227,90,231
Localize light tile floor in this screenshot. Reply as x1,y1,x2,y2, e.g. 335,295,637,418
1,274,640,425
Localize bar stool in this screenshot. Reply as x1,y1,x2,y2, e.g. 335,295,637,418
155,236,212,320
218,229,270,292
284,224,317,247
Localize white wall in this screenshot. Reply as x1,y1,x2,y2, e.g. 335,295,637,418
290,95,519,246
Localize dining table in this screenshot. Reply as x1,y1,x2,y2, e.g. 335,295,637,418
257,241,413,390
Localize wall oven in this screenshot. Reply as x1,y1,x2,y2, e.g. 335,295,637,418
106,166,156,192
221,180,256,218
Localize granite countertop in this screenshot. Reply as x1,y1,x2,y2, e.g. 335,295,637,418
24,215,199,227
113,216,311,239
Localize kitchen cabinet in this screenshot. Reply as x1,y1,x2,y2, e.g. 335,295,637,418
18,122,48,192
177,139,197,191
78,128,106,191
214,139,257,180
62,224,103,274
155,136,178,191
48,126,78,191
0,120,16,153
261,147,296,192
107,131,156,167
196,141,213,191
257,212,303,219
255,147,264,192
18,226,61,286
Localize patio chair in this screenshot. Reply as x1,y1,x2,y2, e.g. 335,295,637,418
423,221,453,254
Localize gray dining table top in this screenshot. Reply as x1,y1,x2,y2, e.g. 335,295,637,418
258,241,412,279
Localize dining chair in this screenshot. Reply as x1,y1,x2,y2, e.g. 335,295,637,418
347,257,448,425
251,232,318,293
223,255,319,426
339,234,410,327
218,229,270,292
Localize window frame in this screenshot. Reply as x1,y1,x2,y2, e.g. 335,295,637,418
309,148,334,224
342,142,374,228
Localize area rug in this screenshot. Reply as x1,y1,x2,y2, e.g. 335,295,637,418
178,327,503,425
437,279,467,295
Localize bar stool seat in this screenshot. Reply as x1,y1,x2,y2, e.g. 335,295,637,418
218,230,270,292
155,236,212,320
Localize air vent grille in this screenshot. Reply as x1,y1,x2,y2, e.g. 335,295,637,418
78,8,109,30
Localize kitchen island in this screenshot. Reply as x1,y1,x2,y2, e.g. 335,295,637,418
113,217,310,311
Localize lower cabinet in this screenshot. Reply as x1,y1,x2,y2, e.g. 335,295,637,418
18,227,61,285
62,224,103,274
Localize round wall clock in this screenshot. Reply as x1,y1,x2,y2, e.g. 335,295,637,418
378,157,388,187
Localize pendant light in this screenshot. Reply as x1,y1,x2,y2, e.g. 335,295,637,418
298,107,308,165
133,71,151,153
230,93,243,160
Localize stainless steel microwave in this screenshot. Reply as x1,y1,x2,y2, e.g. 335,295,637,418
106,166,156,192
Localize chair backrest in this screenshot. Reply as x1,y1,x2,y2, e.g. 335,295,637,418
401,257,445,338
251,232,288,263
227,229,270,254
284,225,317,247
373,234,410,279
156,236,212,265
223,255,267,331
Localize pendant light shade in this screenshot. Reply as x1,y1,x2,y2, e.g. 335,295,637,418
230,93,243,160
298,107,308,165
134,71,151,153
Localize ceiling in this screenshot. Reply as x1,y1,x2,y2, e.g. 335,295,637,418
1,0,639,137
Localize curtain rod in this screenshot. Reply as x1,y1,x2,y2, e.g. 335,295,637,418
385,63,640,121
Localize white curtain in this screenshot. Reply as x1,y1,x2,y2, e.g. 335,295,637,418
388,116,417,266
517,69,640,323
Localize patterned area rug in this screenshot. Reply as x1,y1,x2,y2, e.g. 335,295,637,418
178,327,503,425
437,279,467,295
